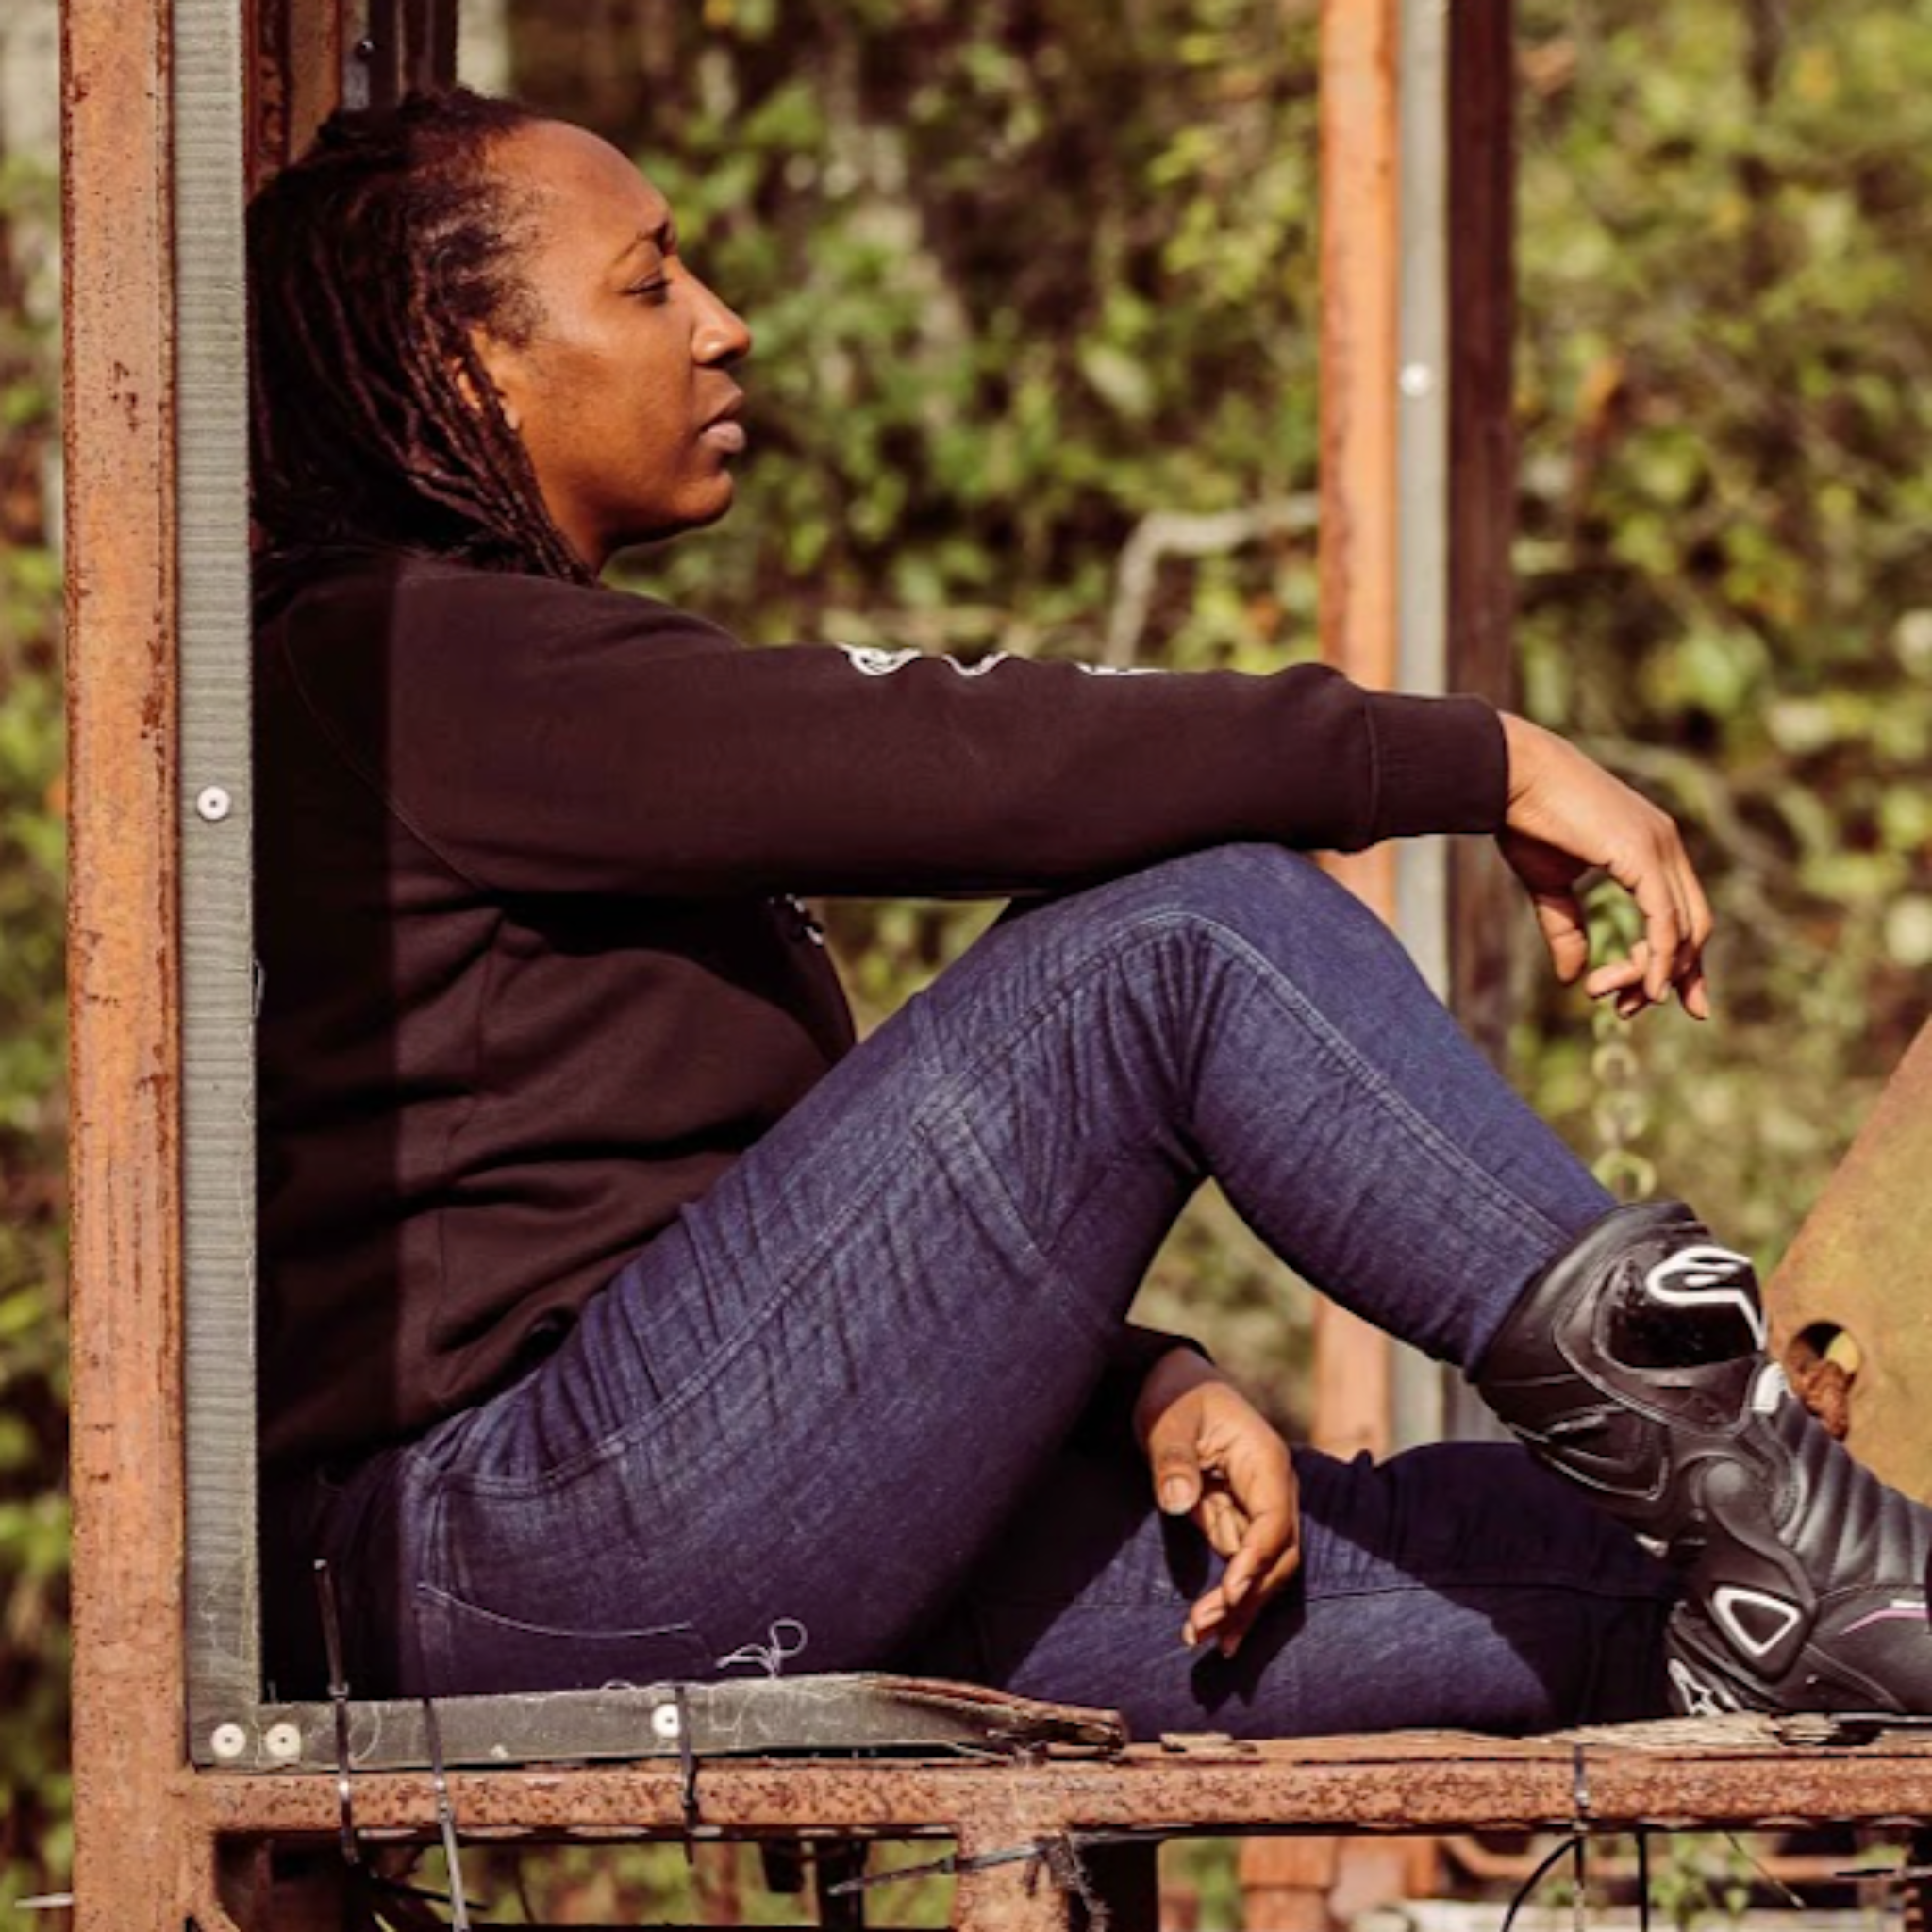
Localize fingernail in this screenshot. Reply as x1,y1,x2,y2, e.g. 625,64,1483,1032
1161,1479,1191,1512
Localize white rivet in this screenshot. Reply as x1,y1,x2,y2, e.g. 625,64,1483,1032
1399,361,1435,399
196,785,232,823
650,1703,682,1740
263,1721,303,1762
209,1722,249,1762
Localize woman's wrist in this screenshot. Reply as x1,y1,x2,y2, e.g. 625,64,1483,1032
1131,1345,1224,1449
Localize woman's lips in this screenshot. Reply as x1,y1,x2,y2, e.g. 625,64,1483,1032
701,419,747,454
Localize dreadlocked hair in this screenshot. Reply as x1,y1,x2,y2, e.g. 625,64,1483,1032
248,88,595,583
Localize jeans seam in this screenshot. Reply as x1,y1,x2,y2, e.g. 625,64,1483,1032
1181,912,1574,1257
430,1071,1075,1502
970,1573,1674,1611
431,1143,918,1500
921,899,1568,1278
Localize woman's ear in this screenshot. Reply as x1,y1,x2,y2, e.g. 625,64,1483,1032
454,331,525,433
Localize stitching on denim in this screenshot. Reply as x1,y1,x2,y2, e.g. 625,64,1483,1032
435,861,1567,1501
416,1581,706,1647
435,1139,924,1500
1177,900,1574,1256
907,919,1181,1132
433,1058,1089,1503
977,1571,1673,1612
921,884,1568,1265
924,1111,1156,1355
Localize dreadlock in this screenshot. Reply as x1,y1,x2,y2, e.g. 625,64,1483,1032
248,88,595,583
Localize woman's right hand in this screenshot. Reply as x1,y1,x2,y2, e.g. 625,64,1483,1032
1133,1349,1300,1658
1496,712,1714,1022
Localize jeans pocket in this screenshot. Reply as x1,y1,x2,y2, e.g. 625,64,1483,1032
412,1583,709,1698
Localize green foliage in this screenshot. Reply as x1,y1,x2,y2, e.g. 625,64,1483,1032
513,0,1932,1390
3,0,1924,1911
1511,1,1932,1261
517,0,1333,1430
0,146,68,1907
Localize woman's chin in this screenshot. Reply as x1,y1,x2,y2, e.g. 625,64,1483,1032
610,489,738,559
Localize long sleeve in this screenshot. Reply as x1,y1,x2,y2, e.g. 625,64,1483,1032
277,561,1508,903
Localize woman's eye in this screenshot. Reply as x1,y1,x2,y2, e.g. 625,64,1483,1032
626,278,672,305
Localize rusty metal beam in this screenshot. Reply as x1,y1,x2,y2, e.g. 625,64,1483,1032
62,0,192,1926
1312,0,1400,1462
181,1727,1932,1842
1768,1018,1932,1496
1445,0,1520,1071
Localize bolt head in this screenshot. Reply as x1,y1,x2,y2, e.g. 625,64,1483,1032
195,784,232,823
263,1721,303,1762
209,1722,248,1762
650,1703,682,1740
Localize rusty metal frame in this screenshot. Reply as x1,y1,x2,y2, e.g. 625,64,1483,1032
136,1727,1932,1931
62,0,1932,1924
175,0,264,1756
1311,0,1522,1459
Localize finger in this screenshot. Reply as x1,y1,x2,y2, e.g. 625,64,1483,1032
1149,1434,1203,1517
1583,955,1647,1000
1182,1587,1227,1649
1529,888,1590,984
1197,1489,1245,1559
1216,1544,1304,1657
1674,864,1716,1007
1613,844,1683,1003
1678,963,1711,1021
1220,1506,1296,1611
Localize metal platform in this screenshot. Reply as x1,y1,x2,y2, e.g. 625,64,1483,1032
181,1718,1932,1929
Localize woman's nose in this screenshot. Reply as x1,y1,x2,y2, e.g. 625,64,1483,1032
691,275,753,365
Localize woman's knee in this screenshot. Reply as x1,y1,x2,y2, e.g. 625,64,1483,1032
1007,844,1350,952
1046,844,1410,995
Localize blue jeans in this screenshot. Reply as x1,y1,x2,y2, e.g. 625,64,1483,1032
315,846,1674,1734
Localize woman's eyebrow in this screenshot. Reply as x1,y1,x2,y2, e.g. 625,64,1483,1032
611,220,677,270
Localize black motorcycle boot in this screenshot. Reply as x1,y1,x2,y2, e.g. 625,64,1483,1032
1474,1199,1932,1716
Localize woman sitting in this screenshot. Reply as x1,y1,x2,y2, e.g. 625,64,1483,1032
247,89,1932,1732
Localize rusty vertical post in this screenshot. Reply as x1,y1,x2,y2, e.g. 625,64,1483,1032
1311,0,1399,1465
1434,0,1521,1451
1446,0,1520,1066
951,1835,1074,1932
62,0,192,1925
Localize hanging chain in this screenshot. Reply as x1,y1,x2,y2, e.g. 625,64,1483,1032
1586,888,1657,1204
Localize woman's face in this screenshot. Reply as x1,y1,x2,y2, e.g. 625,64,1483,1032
473,120,753,574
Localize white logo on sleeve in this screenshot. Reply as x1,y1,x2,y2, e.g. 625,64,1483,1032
837,644,1011,679
840,645,923,676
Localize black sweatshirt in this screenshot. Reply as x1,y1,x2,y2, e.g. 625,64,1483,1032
253,545,1508,1469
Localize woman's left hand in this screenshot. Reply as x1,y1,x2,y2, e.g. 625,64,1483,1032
1132,1349,1301,1657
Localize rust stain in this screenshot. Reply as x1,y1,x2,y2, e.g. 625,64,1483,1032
1767,1019,1932,1496
179,1731,1932,1843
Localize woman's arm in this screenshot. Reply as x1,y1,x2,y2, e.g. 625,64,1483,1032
283,564,1506,899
